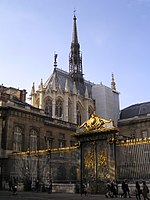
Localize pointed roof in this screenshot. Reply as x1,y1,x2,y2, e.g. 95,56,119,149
44,68,94,97
69,13,83,83
31,82,35,94
72,13,78,44
85,86,89,98
43,14,93,97
39,79,43,91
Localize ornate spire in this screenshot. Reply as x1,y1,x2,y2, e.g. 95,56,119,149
39,79,43,91
65,78,69,93
69,12,83,83
31,82,35,94
72,10,78,44
72,81,77,95
111,73,116,90
85,86,88,98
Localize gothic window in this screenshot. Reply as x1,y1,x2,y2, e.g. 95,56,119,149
35,99,39,108
77,104,82,125
45,98,52,117
56,99,63,118
68,100,72,122
77,111,81,125
30,129,38,151
13,126,22,152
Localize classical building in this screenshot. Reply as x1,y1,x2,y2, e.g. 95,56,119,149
117,102,150,181
0,85,77,189
30,14,120,126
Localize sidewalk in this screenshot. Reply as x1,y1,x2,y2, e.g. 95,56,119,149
0,190,137,200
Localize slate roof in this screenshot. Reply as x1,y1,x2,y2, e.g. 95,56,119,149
120,102,150,119
44,68,94,98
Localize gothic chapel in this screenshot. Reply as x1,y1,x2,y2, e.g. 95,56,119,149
30,14,120,125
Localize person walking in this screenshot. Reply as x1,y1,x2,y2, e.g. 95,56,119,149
35,179,40,192
113,180,118,198
121,180,127,198
125,180,131,198
105,181,113,198
12,178,17,195
110,181,116,198
81,183,87,196
48,180,52,194
8,178,12,191
135,181,141,200
142,181,149,200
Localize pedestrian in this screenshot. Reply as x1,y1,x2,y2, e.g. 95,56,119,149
110,181,115,198
8,178,12,191
48,180,52,194
124,180,131,198
135,181,141,200
113,180,118,197
81,183,87,196
105,181,113,198
142,181,149,200
12,178,17,195
31,180,36,191
35,179,40,192
121,180,127,198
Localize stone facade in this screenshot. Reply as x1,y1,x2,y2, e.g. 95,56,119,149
0,88,78,189
30,15,120,126
117,103,150,181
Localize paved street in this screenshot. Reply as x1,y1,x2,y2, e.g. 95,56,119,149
0,191,137,200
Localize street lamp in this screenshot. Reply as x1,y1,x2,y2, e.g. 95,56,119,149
48,149,52,193
44,136,52,193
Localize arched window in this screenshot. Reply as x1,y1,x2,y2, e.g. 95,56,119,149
56,99,63,118
45,98,52,117
77,104,82,125
68,100,72,122
13,126,22,152
35,99,39,108
30,129,38,151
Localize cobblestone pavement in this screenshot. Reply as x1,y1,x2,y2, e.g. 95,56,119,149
0,191,137,200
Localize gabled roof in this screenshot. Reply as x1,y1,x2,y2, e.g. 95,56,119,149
44,67,94,97
120,102,150,119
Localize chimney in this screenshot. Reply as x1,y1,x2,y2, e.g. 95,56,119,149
20,89,27,102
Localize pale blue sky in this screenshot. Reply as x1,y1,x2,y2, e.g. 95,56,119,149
0,0,150,109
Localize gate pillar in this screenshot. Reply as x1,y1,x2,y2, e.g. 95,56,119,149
74,112,119,194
